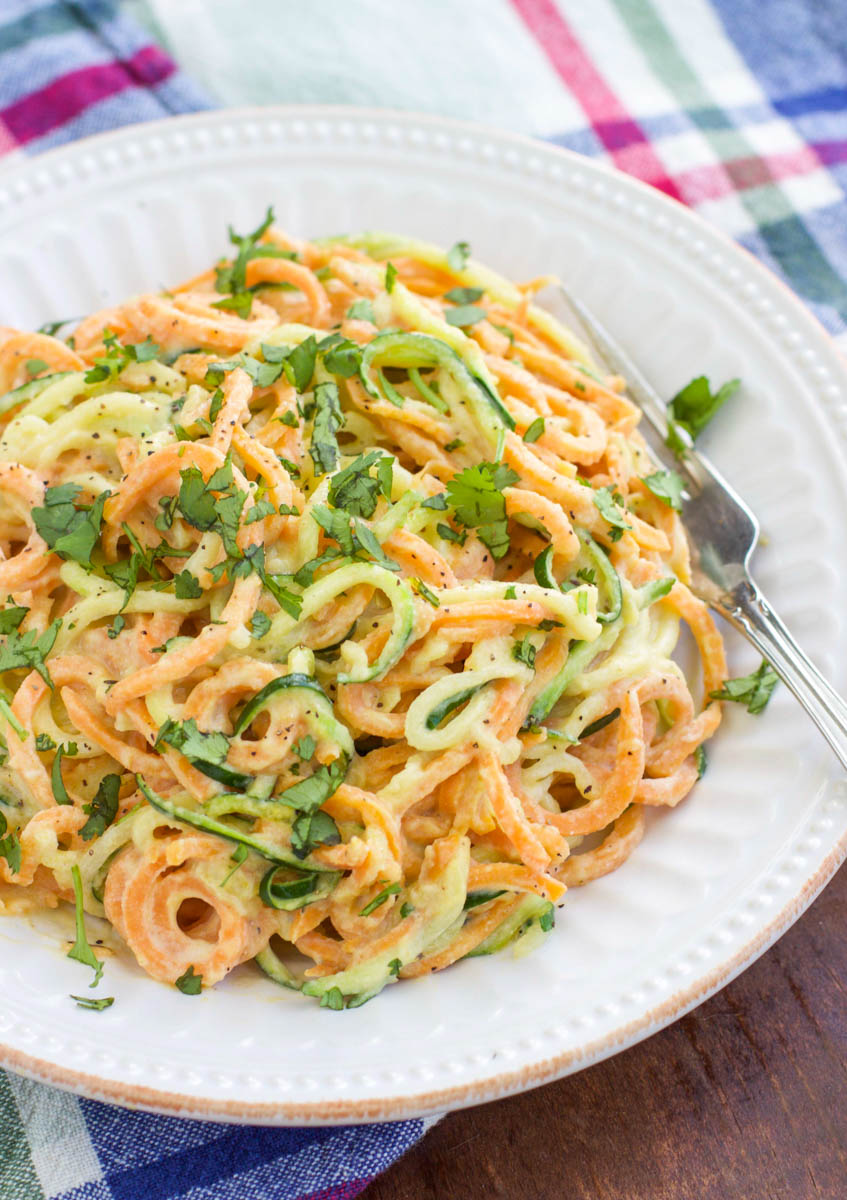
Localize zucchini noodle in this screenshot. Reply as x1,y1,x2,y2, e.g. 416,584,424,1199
0,216,727,1007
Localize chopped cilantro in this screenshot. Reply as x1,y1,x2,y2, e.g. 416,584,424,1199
523,417,545,444
293,734,316,760
642,469,685,512
0,605,28,634
512,635,536,669
0,618,61,687
346,298,376,322
51,744,72,805
359,882,401,916
446,462,519,559
157,718,230,767
290,809,341,859
709,660,778,715
278,409,298,427
592,486,631,542
80,773,121,841
447,241,471,272
250,610,272,639
422,492,448,511
175,965,202,995
323,337,363,378
208,388,225,423
695,745,707,779
444,286,483,304
71,994,114,1011
309,382,344,476
399,902,414,918
388,958,402,977
385,262,397,293
107,614,125,639
32,485,109,569
174,570,203,599
666,375,740,456
328,451,389,518
35,733,56,751
436,522,466,545
67,864,103,985
445,304,485,328
0,810,21,875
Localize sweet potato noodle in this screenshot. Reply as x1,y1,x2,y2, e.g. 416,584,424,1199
0,217,726,1007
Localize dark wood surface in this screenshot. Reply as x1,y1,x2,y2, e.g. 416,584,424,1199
363,864,847,1200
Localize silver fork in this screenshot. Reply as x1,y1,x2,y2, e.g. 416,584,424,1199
553,283,847,772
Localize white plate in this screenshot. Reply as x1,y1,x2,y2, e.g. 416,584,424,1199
0,106,845,1125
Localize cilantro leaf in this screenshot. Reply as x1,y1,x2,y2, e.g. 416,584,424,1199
290,810,341,859
177,465,218,531
446,462,519,560
695,745,707,779
309,382,344,476
250,610,272,639
175,965,203,995
244,497,276,525
312,505,356,555
523,417,545,444
278,760,346,814
0,618,61,687
445,304,485,328
322,337,362,378
80,773,121,841
0,605,27,634
444,286,483,304
32,486,109,568
353,521,401,571
293,734,316,760
421,493,448,511
156,718,229,767
642,469,686,511
214,489,246,556
447,241,471,272
174,570,202,599
328,451,387,518
512,635,536,669
593,486,632,542
71,994,114,1011
35,733,56,751
0,810,21,875
346,298,375,322
51,744,71,805
107,614,125,639
709,659,778,715
666,376,740,455
67,864,103,985
292,548,343,588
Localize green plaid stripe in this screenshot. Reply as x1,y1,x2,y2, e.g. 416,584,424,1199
0,1073,44,1200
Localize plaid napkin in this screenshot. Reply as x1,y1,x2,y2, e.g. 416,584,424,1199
1,1,846,1197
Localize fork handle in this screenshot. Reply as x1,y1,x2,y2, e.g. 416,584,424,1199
720,580,847,772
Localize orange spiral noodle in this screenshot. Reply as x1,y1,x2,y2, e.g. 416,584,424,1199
0,217,729,1007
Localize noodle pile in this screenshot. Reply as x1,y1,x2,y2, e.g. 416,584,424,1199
0,216,726,1006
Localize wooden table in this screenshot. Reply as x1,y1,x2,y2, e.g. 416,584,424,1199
363,864,846,1200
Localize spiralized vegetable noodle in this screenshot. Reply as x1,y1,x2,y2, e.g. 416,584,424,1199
0,217,726,1007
